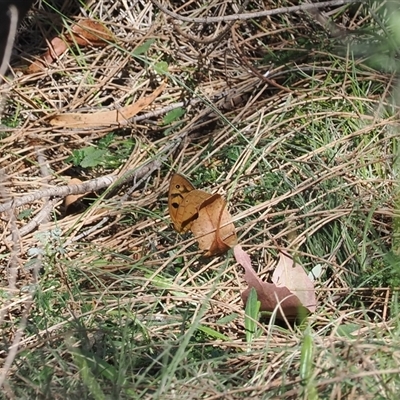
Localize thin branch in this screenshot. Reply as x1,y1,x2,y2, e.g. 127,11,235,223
0,169,20,326
0,207,21,329
151,0,360,24
32,147,52,282
0,134,184,215
5,199,59,241
0,162,157,214
0,298,34,388
170,0,250,45
0,174,116,214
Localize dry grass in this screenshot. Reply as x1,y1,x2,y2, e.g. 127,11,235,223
1,0,400,398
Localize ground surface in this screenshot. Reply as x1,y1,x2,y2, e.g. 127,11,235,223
1,1,400,399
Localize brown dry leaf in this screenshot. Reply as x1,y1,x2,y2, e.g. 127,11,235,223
234,245,316,319
191,194,237,257
27,37,68,73
272,252,316,313
27,19,114,73
49,82,166,128
64,178,87,214
67,19,114,46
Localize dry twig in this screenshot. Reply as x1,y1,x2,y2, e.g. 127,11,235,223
151,0,360,23
0,161,159,214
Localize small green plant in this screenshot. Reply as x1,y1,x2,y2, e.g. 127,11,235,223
69,146,108,168
65,334,107,400
162,107,186,125
299,329,318,400
244,287,261,346
67,134,135,169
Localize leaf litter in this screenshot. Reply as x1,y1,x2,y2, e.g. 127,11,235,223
27,18,115,73
168,176,315,319
234,245,316,320
190,193,238,256
0,0,395,396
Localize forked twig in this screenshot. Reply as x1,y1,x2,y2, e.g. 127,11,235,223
151,0,360,24
0,160,162,214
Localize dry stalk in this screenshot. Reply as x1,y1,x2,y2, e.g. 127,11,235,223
151,0,360,23
0,160,159,214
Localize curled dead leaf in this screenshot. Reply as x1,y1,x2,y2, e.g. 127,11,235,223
234,245,316,320
26,18,115,73
27,37,68,73
191,194,237,256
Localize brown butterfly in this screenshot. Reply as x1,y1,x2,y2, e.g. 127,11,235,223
168,174,211,233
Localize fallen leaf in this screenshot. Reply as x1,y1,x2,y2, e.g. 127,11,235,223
234,245,316,320
191,194,237,256
27,19,114,73
67,19,114,47
27,37,68,73
64,178,87,214
49,82,166,127
272,252,316,313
